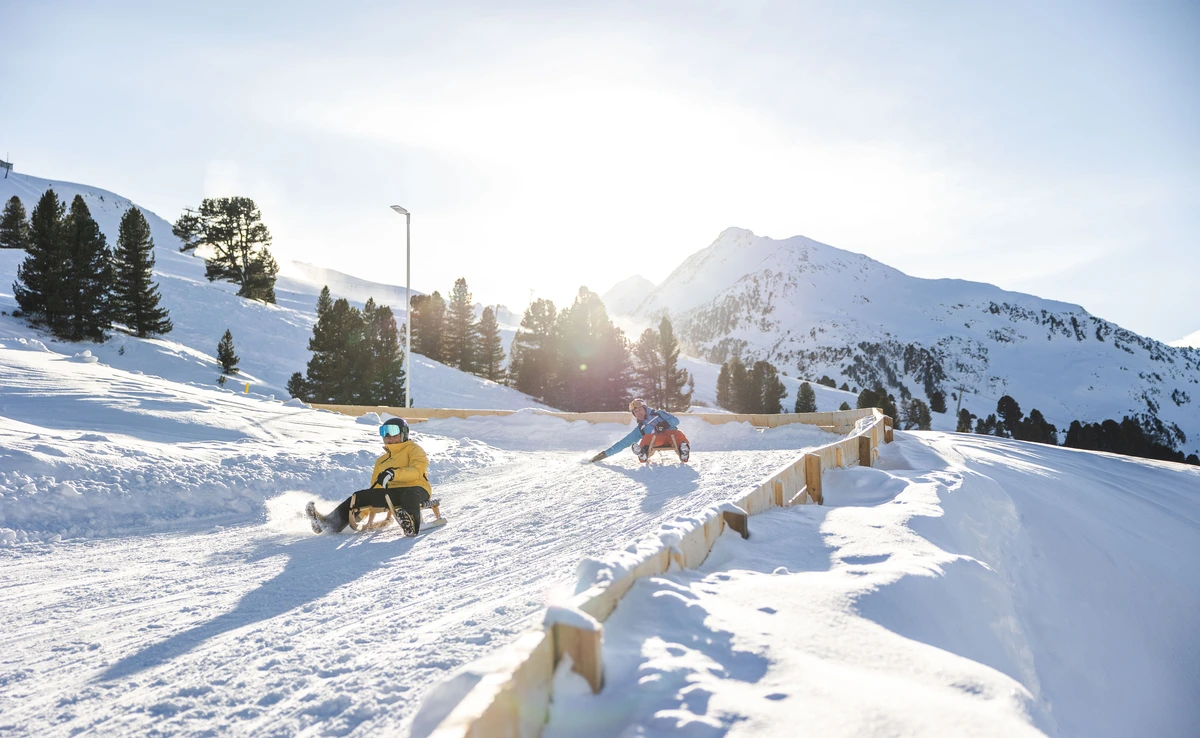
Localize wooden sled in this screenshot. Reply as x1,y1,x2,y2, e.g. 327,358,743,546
639,432,690,465
347,492,446,533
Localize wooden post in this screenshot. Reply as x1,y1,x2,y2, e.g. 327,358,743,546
553,622,604,694
884,416,894,443
773,480,784,508
804,453,823,505
722,510,749,539
858,435,872,468
835,446,844,468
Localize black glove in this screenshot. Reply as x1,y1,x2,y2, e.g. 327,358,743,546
654,420,669,433
589,452,607,463
374,468,395,487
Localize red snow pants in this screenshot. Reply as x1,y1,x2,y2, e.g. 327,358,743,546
638,429,689,459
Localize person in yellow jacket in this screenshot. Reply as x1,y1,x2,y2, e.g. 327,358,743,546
306,416,432,536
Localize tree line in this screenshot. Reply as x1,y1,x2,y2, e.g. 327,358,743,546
4,191,171,341
408,278,506,382
507,289,693,412
288,287,408,406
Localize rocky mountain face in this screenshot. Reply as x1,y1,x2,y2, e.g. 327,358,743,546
620,228,1200,456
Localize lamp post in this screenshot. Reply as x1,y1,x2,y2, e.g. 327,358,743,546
390,205,412,408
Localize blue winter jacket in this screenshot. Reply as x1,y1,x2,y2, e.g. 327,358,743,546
602,409,681,458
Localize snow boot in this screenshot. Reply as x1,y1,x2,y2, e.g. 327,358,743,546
396,509,418,537
305,501,328,534
635,443,650,463
678,441,690,463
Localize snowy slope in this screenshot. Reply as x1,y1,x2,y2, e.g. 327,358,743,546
0,341,837,734
545,432,1200,738
0,171,542,409
624,228,1200,455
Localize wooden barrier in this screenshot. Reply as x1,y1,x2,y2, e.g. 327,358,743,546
421,408,893,738
308,404,881,431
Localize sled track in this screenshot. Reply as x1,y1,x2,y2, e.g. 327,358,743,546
0,446,815,737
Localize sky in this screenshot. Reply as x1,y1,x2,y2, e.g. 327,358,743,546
2,0,1197,342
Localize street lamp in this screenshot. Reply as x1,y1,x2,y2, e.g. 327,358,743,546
390,205,412,408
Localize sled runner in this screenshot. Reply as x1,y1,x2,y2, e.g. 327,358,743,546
347,493,446,533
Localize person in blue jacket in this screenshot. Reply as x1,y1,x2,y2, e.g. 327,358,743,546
590,398,691,463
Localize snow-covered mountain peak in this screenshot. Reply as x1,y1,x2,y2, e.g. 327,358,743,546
600,274,656,317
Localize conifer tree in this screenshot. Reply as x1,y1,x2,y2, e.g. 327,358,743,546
442,278,478,372
901,398,932,430
0,196,30,249
794,381,817,413
13,189,66,322
59,195,114,341
956,408,975,433
363,298,407,405
658,317,693,412
410,291,447,362
996,395,1023,437
551,287,631,411
750,360,787,413
839,401,852,411
716,362,733,411
217,329,240,375
476,306,506,382
174,197,278,302
302,298,365,403
631,327,666,407
112,206,172,337
928,389,947,414
508,298,558,400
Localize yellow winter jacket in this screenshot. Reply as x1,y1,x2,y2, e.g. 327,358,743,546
370,440,432,495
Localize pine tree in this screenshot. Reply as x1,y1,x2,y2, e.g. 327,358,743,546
996,395,1023,437
476,306,506,382
723,357,749,412
630,327,666,407
956,408,975,433
552,287,631,411
901,398,932,430
508,298,558,400
286,371,308,400
658,316,693,412
302,298,366,403
59,195,114,341
175,197,278,302
112,207,172,337
362,298,407,405
716,362,733,411
217,329,240,375
928,389,947,414
839,401,852,411
14,189,66,322
794,381,817,413
410,291,447,362
750,360,787,413
442,278,478,371
0,196,30,249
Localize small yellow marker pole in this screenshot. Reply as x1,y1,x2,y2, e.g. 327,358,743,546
244,382,250,394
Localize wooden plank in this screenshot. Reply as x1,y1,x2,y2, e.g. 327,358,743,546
859,435,872,468
721,510,749,539
835,446,844,468
884,416,894,443
773,480,784,507
552,623,603,694
804,453,823,505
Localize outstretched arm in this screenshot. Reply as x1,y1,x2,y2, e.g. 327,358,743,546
594,426,642,461
658,410,681,429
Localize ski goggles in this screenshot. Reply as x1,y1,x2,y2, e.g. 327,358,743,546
379,423,407,438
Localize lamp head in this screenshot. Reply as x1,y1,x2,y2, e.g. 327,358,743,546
390,205,409,215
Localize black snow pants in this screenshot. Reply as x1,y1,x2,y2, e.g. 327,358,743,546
328,485,431,533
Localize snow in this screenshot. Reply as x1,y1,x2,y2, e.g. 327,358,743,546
2,170,1197,737
544,432,1200,738
600,274,657,317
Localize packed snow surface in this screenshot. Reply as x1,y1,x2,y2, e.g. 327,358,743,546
545,432,1200,738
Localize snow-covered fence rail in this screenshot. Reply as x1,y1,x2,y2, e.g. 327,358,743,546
311,404,874,433
418,408,891,738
